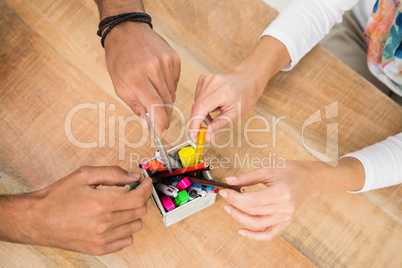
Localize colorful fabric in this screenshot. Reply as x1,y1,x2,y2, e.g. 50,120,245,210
365,0,402,96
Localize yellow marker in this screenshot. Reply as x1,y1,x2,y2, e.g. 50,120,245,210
194,126,207,165
178,146,196,167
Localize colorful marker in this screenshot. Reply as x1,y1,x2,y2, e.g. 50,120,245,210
161,195,175,212
175,177,192,191
191,182,215,192
155,162,212,179
155,183,179,198
178,146,196,167
188,185,207,200
174,190,190,206
195,126,207,165
138,159,167,171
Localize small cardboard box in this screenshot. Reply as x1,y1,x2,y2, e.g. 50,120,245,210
142,140,217,227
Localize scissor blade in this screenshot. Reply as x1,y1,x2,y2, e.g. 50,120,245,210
145,113,173,173
156,140,173,173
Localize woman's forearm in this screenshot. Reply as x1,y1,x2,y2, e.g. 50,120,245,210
311,158,365,199
234,35,291,95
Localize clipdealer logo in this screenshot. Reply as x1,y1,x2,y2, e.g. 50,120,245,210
64,101,338,166
302,101,338,165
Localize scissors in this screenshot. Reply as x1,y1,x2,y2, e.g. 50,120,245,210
145,113,173,173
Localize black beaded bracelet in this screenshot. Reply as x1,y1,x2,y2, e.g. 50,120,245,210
97,12,153,48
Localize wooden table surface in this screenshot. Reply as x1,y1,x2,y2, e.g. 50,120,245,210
0,0,401,267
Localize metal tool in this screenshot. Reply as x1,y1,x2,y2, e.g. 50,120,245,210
145,113,173,173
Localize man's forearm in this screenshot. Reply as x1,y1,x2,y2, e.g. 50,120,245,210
95,0,145,19
0,194,36,244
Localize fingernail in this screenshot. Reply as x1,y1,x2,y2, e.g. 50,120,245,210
238,230,246,237
204,134,210,143
189,131,197,142
219,190,228,199
207,131,215,143
224,206,231,214
128,172,141,179
205,127,211,142
161,129,167,138
226,176,238,182
138,116,148,130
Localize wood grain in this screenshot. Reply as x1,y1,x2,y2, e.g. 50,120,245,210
0,0,401,267
0,0,312,267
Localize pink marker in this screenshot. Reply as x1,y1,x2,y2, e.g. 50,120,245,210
161,195,175,212
176,177,191,191
138,163,149,169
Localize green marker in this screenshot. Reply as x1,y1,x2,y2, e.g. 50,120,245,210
125,178,160,191
174,190,190,206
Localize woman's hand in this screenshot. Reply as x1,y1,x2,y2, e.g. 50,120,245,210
190,36,291,142
219,158,365,241
190,70,265,142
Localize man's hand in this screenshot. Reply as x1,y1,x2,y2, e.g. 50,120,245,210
105,22,180,137
0,166,152,255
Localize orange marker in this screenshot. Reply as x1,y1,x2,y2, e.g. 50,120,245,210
195,126,207,165
138,159,167,171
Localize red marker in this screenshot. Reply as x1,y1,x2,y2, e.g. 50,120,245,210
156,162,211,179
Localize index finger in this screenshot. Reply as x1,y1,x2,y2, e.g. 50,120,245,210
219,187,278,213
136,79,170,138
225,167,276,187
113,177,153,211
189,113,209,143
190,94,223,141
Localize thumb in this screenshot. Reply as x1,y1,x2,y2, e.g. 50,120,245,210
189,108,210,142
130,177,153,199
225,166,275,187
82,166,142,187
205,110,237,142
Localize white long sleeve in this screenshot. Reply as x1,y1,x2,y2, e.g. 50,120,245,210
261,1,402,192
343,132,402,193
261,0,358,70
